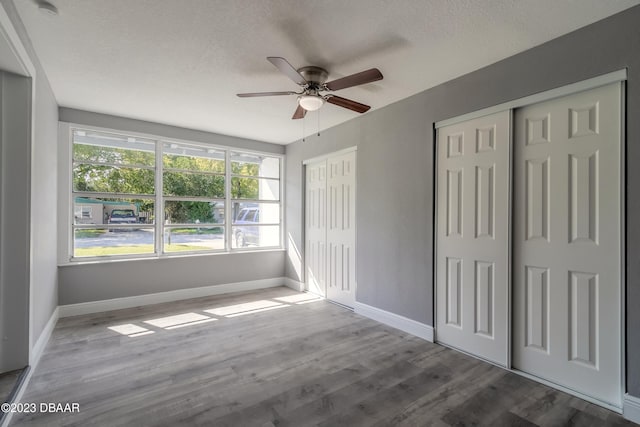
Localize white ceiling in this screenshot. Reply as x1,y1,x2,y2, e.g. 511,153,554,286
15,0,640,144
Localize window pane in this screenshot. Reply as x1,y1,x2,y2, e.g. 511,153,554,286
73,227,155,257
231,177,279,200
164,227,225,252
74,197,155,225
232,225,280,248
164,201,224,224
163,172,224,198
73,164,155,194
232,202,279,224
73,130,155,166
163,143,225,173
231,152,279,178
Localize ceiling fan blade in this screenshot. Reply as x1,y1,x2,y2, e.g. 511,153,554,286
326,96,371,113
267,57,308,86
292,104,307,120
325,68,383,91
237,91,297,97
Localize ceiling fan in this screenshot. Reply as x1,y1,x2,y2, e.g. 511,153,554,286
237,57,383,119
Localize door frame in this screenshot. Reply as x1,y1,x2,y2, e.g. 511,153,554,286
303,146,357,304
0,3,37,372
433,70,627,412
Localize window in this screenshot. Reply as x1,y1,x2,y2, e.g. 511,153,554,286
70,128,282,259
162,142,226,253
72,130,156,257
230,152,281,249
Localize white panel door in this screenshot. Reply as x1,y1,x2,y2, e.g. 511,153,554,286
513,83,621,406
326,151,356,307
436,111,510,366
305,160,327,297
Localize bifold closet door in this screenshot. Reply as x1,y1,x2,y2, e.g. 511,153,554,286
305,160,327,296
326,151,356,307
512,83,621,406
305,150,356,308
436,111,510,366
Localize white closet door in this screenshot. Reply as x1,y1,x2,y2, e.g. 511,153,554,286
305,160,327,297
326,151,356,307
436,111,510,366
305,150,357,307
513,83,621,406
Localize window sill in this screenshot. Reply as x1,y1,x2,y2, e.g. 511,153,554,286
58,247,286,267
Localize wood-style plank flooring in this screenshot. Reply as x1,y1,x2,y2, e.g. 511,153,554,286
11,287,635,426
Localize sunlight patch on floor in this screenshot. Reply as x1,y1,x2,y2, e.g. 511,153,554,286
108,324,155,337
204,300,286,317
106,292,325,338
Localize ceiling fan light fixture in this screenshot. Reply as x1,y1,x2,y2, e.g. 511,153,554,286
298,95,325,111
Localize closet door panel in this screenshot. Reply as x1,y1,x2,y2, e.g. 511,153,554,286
436,111,510,366
326,151,356,307
513,83,621,406
305,160,327,296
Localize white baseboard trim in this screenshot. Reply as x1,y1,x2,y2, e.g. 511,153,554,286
354,302,434,342
284,277,305,292
624,394,640,424
59,277,289,317
30,307,58,365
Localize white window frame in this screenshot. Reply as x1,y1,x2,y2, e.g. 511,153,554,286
159,139,227,256
60,123,284,264
229,150,283,251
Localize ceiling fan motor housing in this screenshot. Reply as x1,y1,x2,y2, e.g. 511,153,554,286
297,66,329,88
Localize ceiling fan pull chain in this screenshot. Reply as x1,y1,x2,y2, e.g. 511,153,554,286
317,110,320,137
302,114,306,143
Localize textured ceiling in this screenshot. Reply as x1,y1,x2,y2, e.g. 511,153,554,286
15,0,640,144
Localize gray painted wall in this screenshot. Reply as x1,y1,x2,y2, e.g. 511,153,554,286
57,109,286,305
30,44,59,351
1,0,59,354
286,92,432,323
58,251,285,305
285,5,640,396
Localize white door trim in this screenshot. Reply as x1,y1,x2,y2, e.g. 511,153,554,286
435,69,627,129
619,81,627,411
303,146,357,165
0,5,36,77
